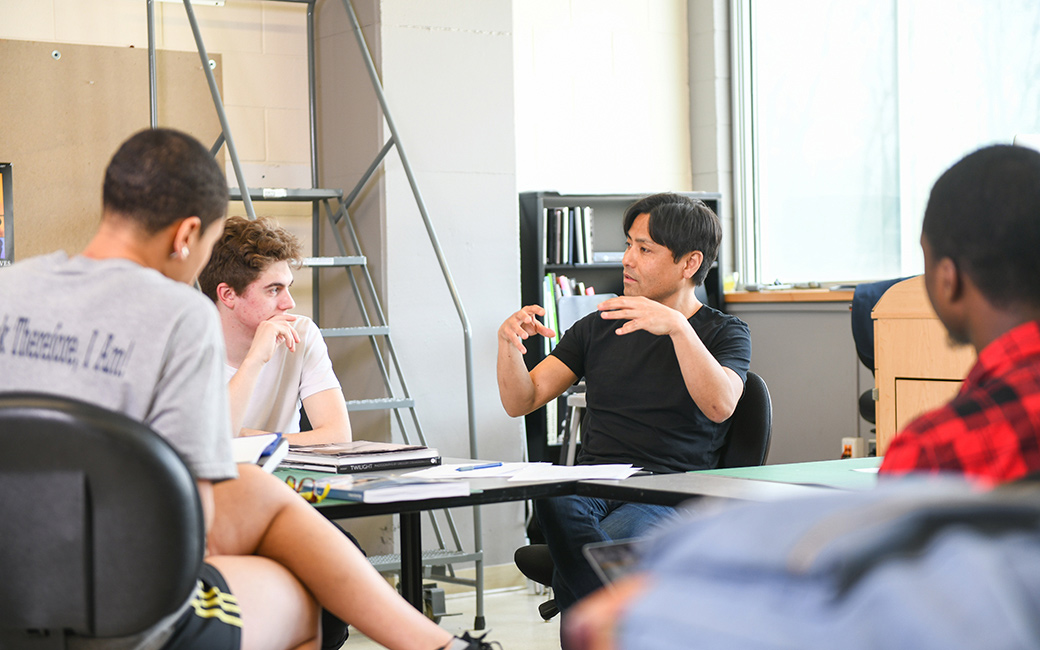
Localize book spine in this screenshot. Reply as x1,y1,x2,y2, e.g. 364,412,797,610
279,460,340,473
279,455,440,474
331,455,442,474
583,206,594,263
325,485,370,501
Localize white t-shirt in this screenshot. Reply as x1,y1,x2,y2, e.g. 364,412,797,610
226,315,342,433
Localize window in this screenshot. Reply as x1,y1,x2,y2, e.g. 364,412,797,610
732,0,1040,284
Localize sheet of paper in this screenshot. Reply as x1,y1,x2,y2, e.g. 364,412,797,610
405,462,541,479
507,463,640,482
853,467,880,473
232,433,279,464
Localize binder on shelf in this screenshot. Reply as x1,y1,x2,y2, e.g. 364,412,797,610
581,206,594,263
560,207,571,264
542,272,560,353
544,208,553,268
553,207,566,264
569,207,583,264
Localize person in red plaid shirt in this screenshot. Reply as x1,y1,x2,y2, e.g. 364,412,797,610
880,144,1040,484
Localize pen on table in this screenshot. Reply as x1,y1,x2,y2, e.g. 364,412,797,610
456,462,503,472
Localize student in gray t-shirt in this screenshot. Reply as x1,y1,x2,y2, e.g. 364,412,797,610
0,129,492,650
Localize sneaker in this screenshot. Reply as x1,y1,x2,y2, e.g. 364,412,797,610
440,631,502,650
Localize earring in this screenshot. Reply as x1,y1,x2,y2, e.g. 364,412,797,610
168,246,190,260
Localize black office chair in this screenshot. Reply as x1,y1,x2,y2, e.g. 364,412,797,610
0,392,205,649
851,278,911,424
515,371,773,619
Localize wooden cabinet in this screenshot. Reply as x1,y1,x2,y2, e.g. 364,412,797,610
873,276,975,454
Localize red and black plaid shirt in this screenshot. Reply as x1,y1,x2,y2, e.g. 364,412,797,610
880,320,1040,484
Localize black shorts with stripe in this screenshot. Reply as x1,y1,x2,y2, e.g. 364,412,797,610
163,562,242,650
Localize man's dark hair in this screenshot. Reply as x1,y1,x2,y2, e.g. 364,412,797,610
103,128,228,234
198,215,302,302
923,144,1040,309
622,192,721,286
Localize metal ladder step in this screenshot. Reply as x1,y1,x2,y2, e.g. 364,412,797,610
303,256,366,268
320,326,390,338
346,397,415,411
229,187,343,201
368,549,484,573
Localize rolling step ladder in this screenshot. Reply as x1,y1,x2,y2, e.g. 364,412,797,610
150,0,486,628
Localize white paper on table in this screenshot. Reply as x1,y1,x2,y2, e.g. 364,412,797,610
507,463,640,482
853,467,880,473
404,462,543,479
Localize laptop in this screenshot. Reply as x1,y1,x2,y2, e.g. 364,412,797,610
581,537,644,588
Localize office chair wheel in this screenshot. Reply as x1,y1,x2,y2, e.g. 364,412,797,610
538,598,559,621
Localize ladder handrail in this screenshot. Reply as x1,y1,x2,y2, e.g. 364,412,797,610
337,0,484,622
338,0,479,461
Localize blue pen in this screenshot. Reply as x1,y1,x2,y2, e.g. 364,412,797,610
456,462,503,472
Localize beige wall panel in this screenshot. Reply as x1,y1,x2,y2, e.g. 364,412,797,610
0,40,221,260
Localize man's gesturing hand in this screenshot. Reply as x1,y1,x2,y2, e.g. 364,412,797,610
499,305,556,354
596,295,688,337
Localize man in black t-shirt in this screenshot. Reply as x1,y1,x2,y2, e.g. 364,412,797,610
497,193,751,614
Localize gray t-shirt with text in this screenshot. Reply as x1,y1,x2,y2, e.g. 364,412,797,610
0,251,235,481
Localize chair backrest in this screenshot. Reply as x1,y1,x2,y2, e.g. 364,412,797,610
718,371,772,469
851,277,911,373
0,392,205,648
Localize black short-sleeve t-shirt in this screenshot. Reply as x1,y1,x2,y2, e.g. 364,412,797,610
550,304,751,473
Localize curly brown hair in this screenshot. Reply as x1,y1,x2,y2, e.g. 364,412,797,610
198,215,302,301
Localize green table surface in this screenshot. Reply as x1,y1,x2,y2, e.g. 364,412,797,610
696,456,882,491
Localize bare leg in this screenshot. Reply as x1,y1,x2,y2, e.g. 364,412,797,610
209,465,455,650
207,554,321,650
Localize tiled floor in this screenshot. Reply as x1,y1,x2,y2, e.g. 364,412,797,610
341,586,561,650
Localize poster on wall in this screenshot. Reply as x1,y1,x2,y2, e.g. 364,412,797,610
0,162,11,267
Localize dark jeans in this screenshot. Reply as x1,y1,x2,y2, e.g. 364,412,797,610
535,495,677,612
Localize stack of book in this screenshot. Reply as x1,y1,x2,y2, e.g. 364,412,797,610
280,440,441,474
316,474,470,503
543,205,595,265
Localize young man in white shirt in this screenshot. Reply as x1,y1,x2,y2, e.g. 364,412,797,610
199,216,351,445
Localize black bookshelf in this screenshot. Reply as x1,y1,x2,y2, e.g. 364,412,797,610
518,191,724,463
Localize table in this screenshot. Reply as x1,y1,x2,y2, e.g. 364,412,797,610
576,457,877,507
699,456,881,490
276,466,576,614
279,457,880,616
